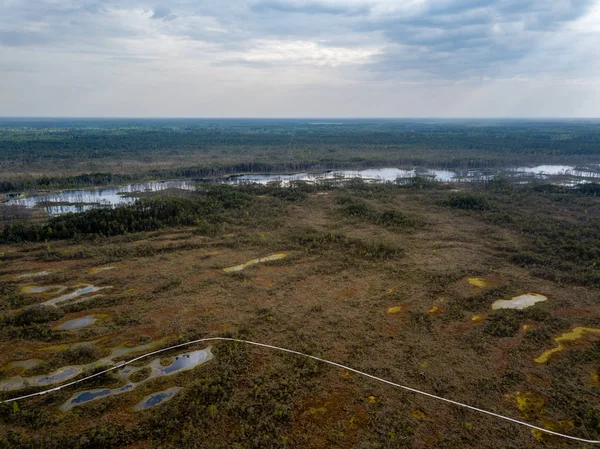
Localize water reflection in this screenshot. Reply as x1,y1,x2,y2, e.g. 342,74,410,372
6,180,196,215
42,284,109,307
6,166,600,216
149,349,213,377
55,316,99,330
218,165,599,185
0,366,84,392
226,168,418,185
0,338,172,393
509,165,600,178
60,384,135,411
59,347,213,410
21,285,67,295
132,387,182,411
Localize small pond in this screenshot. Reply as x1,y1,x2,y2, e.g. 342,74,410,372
1,338,175,393
42,285,109,307
132,387,182,411
59,347,213,411
0,366,84,392
148,348,213,378
21,285,66,295
60,384,135,411
55,315,99,330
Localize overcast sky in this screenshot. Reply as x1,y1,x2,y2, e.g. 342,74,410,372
1,0,599,117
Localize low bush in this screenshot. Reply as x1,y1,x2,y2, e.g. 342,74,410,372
0,284,27,310
340,199,421,230
482,310,520,337
445,193,489,211
291,230,402,260
3,305,62,327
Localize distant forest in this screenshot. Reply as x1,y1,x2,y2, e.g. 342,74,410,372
1,119,600,192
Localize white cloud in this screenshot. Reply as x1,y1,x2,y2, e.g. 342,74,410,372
222,39,381,66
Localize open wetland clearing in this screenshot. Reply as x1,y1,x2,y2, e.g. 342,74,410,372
1,181,600,448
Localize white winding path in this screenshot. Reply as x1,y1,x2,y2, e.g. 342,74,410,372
1,337,599,444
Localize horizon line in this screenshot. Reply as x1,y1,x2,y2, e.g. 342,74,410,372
1,116,600,120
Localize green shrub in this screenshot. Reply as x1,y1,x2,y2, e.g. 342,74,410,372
342,202,374,219
577,183,600,196
3,305,62,326
376,210,420,228
400,176,439,190
291,230,402,260
265,188,307,202
482,310,520,337
445,193,489,211
0,284,27,310
339,199,421,230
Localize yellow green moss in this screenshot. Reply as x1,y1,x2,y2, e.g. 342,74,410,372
411,410,426,420
468,278,488,288
531,420,574,441
223,253,288,272
535,327,600,363
514,392,545,416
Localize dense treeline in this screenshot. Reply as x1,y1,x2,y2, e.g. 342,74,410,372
2,198,198,241
0,183,311,242
1,186,253,242
0,173,136,193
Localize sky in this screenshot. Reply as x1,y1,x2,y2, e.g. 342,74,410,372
1,0,599,117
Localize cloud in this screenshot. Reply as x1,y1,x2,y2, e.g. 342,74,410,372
250,0,368,16
0,0,599,116
151,5,178,20
0,30,50,47
359,0,596,78
1,1,594,75
218,39,381,67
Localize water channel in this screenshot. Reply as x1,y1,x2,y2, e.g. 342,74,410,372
5,165,600,216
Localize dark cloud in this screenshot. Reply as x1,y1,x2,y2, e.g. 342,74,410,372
151,5,178,20
359,0,595,78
